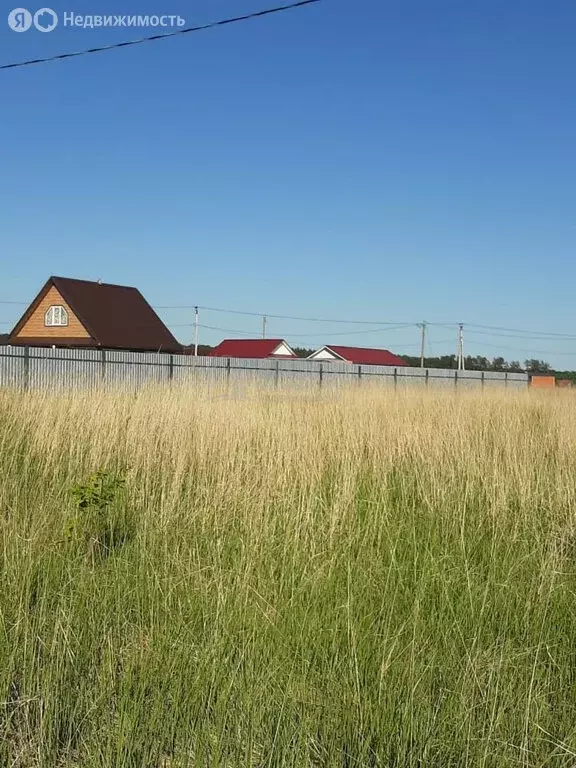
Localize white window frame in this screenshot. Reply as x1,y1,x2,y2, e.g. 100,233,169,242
44,305,69,327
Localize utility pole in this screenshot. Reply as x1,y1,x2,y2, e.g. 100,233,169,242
419,321,426,368
262,315,267,339
193,306,199,357
456,323,465,371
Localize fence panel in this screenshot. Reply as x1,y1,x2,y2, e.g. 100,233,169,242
360,364,397,387
426,368,456,389
173,355,226,387
104,350,172,388
318,362,357,390
506,373,528,389
0,345,529,392
0,346,25,388
396,367,428,388
28,347,101,390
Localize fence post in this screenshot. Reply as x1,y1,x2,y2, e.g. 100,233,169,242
23,346,30,391
481,370,485,389
275,359,279,388
505,372,508,388
101,349,106,383
425,368,429,387
319,364,323,389
358,365,362,385
169,354,174,382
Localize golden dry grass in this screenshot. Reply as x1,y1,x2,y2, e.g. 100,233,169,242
1,384,576,766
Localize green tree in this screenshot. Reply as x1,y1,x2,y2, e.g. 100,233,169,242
293,347,314,358
524,359,552,373
491,357,507,372
465,356,490,371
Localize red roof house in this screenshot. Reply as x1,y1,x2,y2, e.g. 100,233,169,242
307,345,407,367
8,276,182,353
210,339,297,359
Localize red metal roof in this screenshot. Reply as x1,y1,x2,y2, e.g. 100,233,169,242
321,345,408,366
210,339,297,358
9,276,182,353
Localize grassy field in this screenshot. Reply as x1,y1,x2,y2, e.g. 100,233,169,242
1,384,576,767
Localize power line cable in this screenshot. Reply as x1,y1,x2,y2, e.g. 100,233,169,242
3,294,576,344
195,323,458,350
466,322,576,337
159,305,576,338
398,339,456,349
197,323,413,338
434,321,576,340
157,304,417,326
0,299,416,330
0,0,322,71
465,340,576,357
465,328,576,341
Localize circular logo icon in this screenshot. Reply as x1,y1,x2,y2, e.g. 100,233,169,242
33,7,57,32
8,8,32,31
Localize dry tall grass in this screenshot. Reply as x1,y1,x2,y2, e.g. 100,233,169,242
1,384,576,766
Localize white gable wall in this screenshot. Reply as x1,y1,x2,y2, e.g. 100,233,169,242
272,341,296,356
308,347,344,361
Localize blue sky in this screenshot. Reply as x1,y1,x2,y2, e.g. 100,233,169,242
1,0,575,366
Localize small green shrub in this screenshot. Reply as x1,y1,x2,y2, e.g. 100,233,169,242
67,469,133,559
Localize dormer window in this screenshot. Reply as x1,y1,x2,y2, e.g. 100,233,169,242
45,305,68,327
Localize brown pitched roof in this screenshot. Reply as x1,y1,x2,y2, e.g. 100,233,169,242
9,276,182,353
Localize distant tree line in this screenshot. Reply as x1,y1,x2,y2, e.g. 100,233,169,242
400,355,553,374
298,349,558,374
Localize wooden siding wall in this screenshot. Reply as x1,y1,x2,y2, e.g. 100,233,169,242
14,286,91,340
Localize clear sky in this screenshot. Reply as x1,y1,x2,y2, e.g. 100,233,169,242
1,0,575,366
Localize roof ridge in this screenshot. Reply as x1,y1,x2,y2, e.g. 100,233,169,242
51,275,138,291
327,344,394,352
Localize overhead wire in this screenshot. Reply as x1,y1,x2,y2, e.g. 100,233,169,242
156,304,417,326
3,293,576,344
434,321,576,341
3,296,576,339
197,323,414,338
158,306,576,341
465,340,576,357
465,322,576,338
465,329,576,341
0,0,323,71
2,295,576,358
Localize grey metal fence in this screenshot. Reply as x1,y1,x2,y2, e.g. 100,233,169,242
0,345,529,391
